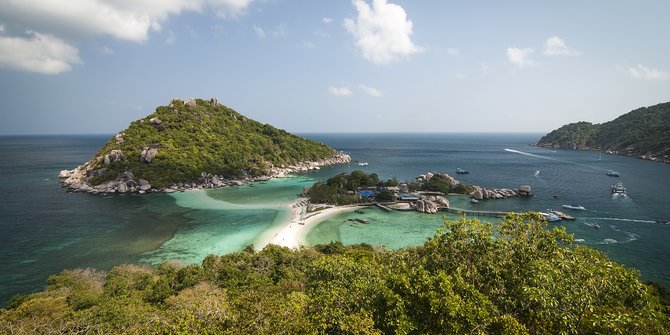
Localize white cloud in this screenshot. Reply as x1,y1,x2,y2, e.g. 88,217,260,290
322,17,333,24
0,31,81,74
454,73,467,80
446,48,460,56
0,24,5,33
165,30,176,45
328,86,353,97
359,84,382,97
0,0,256,43
96,46,114,54
299,40,315,49
480,62,489,75
507,47,535,68
543,36,579,56
344,0,423,64
271,24,287,38
253,24,266,38
628,64,668,80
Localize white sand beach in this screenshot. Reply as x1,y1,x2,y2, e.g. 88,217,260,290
266,201,364,249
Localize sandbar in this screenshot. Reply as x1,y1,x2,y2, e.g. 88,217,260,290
263,200,365,249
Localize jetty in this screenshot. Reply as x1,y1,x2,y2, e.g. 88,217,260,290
375,203,393,212
442,207,517,218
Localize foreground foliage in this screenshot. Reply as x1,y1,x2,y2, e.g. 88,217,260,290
536,101,670,161
89,98,336,187
2,213,668,334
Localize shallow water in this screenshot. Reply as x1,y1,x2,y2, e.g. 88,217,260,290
1,133,669,305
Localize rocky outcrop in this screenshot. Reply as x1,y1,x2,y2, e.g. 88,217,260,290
414,195,448,214
58,151,351,195
468,185,519,200
140,147,159,163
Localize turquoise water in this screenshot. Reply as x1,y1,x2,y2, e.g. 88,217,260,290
1,133,669,306
141,177,316,264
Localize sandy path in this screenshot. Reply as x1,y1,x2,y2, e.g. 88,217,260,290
266,202,364,249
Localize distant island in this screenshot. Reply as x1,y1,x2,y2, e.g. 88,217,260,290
535,101,670,163
58,98,350,194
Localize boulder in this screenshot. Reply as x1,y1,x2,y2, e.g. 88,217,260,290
471,188,484,200
435,196,450,208
114,132,124,144
58,169,72,178
210,98,220,106
141,147,159,163
103,150,125,165
185,98,197,108
415,200,425,213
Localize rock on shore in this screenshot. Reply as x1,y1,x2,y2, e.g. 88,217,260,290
58,152,351,195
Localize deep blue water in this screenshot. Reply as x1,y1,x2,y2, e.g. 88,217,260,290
1,134,669,305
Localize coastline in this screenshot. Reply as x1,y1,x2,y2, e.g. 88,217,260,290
263,202,365,249
57,152,351,195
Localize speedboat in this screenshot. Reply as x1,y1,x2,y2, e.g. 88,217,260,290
540,212,561,222
358,162,368,166
456,168,469,174
606,170,620,177
611,182,626,195
562,204,586,210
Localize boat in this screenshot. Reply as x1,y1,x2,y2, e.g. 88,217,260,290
354,218,369,224
593,223,600,229
354,209,364,214
550,210,576,221
611,182,626,195
562,204,586,210
540,212,561,222
606,170,620,177
456,168,469,174
358,162,369,166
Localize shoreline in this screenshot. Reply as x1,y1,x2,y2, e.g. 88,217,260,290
57,152,351,195
264,202,366,249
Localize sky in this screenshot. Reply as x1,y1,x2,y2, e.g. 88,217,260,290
0,0,668,135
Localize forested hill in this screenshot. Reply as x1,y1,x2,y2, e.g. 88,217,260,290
535,101,670,163
2,214,668,334
59,98,347,192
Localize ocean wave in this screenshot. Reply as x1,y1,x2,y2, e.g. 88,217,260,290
591,217,656,224
504,148,558,161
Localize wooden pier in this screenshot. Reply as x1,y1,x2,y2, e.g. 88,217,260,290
442,207,519,218
375,203,393,212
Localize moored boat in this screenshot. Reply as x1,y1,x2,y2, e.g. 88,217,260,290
456,168,469,174
562,204,586,210
540,212,561,222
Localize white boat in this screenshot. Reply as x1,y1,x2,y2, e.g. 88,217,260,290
611,182,626,195
456,168,469,174
358,162,369,166
562,204,586,210
540,212,561,222
606,170,620,177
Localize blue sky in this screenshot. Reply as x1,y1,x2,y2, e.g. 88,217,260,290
0,0,668,134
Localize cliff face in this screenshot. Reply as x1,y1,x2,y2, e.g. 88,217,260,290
58,98,350,194
535,102,670,163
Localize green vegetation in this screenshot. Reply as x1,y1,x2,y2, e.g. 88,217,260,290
2,213,668,334
87,99,337,188
421,173,476,194
307,170,397,204
536,102,670,161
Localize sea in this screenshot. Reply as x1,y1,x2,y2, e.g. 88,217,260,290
1,133,669,305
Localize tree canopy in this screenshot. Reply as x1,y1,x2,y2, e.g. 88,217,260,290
85,99,337,188
536,101,670,162
3,213,668,334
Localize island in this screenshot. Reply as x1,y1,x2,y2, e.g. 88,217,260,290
535,101,670,163
57,98,350,194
